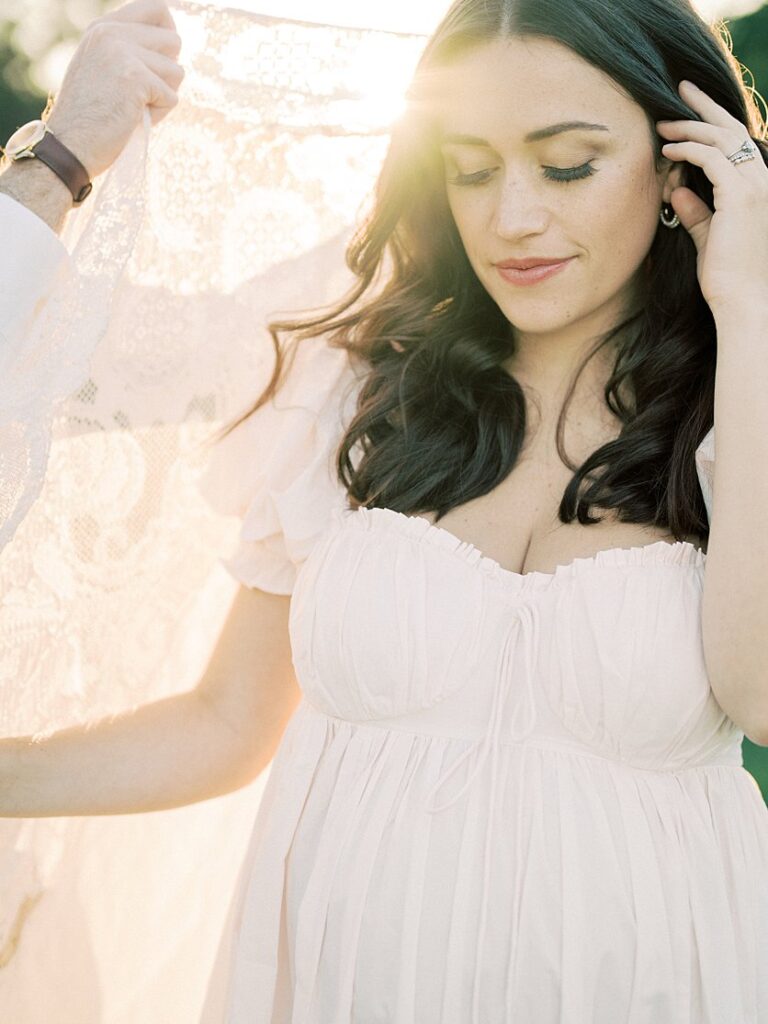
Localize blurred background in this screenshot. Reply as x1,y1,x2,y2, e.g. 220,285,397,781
1,0,767,804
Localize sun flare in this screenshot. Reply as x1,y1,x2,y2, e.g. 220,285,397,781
210,0,762,136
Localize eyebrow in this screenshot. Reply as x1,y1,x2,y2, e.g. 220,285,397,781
439,121,611,146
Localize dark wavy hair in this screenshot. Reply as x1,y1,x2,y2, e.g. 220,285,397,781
212,0,767,540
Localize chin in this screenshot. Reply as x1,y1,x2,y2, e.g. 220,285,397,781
494,303,577,335
480,276,574,327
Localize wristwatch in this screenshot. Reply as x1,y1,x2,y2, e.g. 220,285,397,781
1,119,93,205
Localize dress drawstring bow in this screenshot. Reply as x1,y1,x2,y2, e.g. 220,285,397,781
421,601,540,1023
423,601,540,815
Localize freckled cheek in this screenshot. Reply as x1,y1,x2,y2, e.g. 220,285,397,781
579,174,657,274
448,199,495,267
448,195,490,237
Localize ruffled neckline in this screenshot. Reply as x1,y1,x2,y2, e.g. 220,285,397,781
334,505,706,593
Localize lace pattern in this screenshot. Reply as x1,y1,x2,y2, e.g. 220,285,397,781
0,5,425,1018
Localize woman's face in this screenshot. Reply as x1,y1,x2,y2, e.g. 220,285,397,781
434,36,683,340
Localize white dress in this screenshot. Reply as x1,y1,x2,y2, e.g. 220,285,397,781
196,332,768,1023
3,191,766,1023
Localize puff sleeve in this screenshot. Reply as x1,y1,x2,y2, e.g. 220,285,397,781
198,337,364,594
694,425,715,526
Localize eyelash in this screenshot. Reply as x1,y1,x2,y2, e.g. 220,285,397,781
448,162,596,186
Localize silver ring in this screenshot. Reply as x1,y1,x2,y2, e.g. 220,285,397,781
726,139,758,165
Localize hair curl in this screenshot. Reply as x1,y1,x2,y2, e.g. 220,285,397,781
212,0,768,540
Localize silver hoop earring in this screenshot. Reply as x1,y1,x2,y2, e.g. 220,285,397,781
660,203,680,229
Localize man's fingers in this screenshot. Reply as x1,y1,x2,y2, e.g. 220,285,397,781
101,0,177,32
90,21,182,59
144,66,181,115
136,45,186,90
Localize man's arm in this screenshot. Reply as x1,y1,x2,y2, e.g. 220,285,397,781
0,150,74,237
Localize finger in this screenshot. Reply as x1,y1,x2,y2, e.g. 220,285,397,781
661,139,737,190
656,118,748,157
135,45,185,90
101,0,177,31
677,79,745,133
125,23,182,58
144,66,180,120
669,185,712,246
90,21,182,58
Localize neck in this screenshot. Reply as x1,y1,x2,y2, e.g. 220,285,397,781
502,293,641,419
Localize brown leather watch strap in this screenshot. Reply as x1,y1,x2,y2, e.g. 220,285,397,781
32,130,93,205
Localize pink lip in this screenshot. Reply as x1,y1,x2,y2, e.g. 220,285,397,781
495,257,574,286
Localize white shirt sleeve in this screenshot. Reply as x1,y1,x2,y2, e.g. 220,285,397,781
0,191,72,377
694,425,715,527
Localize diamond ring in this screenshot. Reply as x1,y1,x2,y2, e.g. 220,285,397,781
726,139,758,165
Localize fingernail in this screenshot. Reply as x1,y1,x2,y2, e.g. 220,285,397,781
680,79,696,89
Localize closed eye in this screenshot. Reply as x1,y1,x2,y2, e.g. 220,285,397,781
545,162,597,183
447,161,597,186
446,168,496,187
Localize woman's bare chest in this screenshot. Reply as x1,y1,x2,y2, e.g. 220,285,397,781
416,441,705,577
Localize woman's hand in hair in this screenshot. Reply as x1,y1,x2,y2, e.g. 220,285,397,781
655,78,768,317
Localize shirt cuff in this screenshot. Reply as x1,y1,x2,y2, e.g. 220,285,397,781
0,191,73,376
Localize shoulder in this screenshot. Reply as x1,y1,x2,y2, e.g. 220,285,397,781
198,336,368,594
272,335,367,423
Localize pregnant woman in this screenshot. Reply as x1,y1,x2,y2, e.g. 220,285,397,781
2,0,768,1020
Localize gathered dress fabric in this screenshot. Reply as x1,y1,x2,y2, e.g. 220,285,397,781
197,335,768,1024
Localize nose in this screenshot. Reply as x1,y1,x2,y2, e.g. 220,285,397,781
492,172,550,240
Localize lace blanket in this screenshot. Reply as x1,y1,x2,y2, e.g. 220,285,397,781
0,4,424,1018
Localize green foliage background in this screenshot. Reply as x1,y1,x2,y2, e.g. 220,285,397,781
729,3,768,105
0,25,44,137
0,4,767,800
